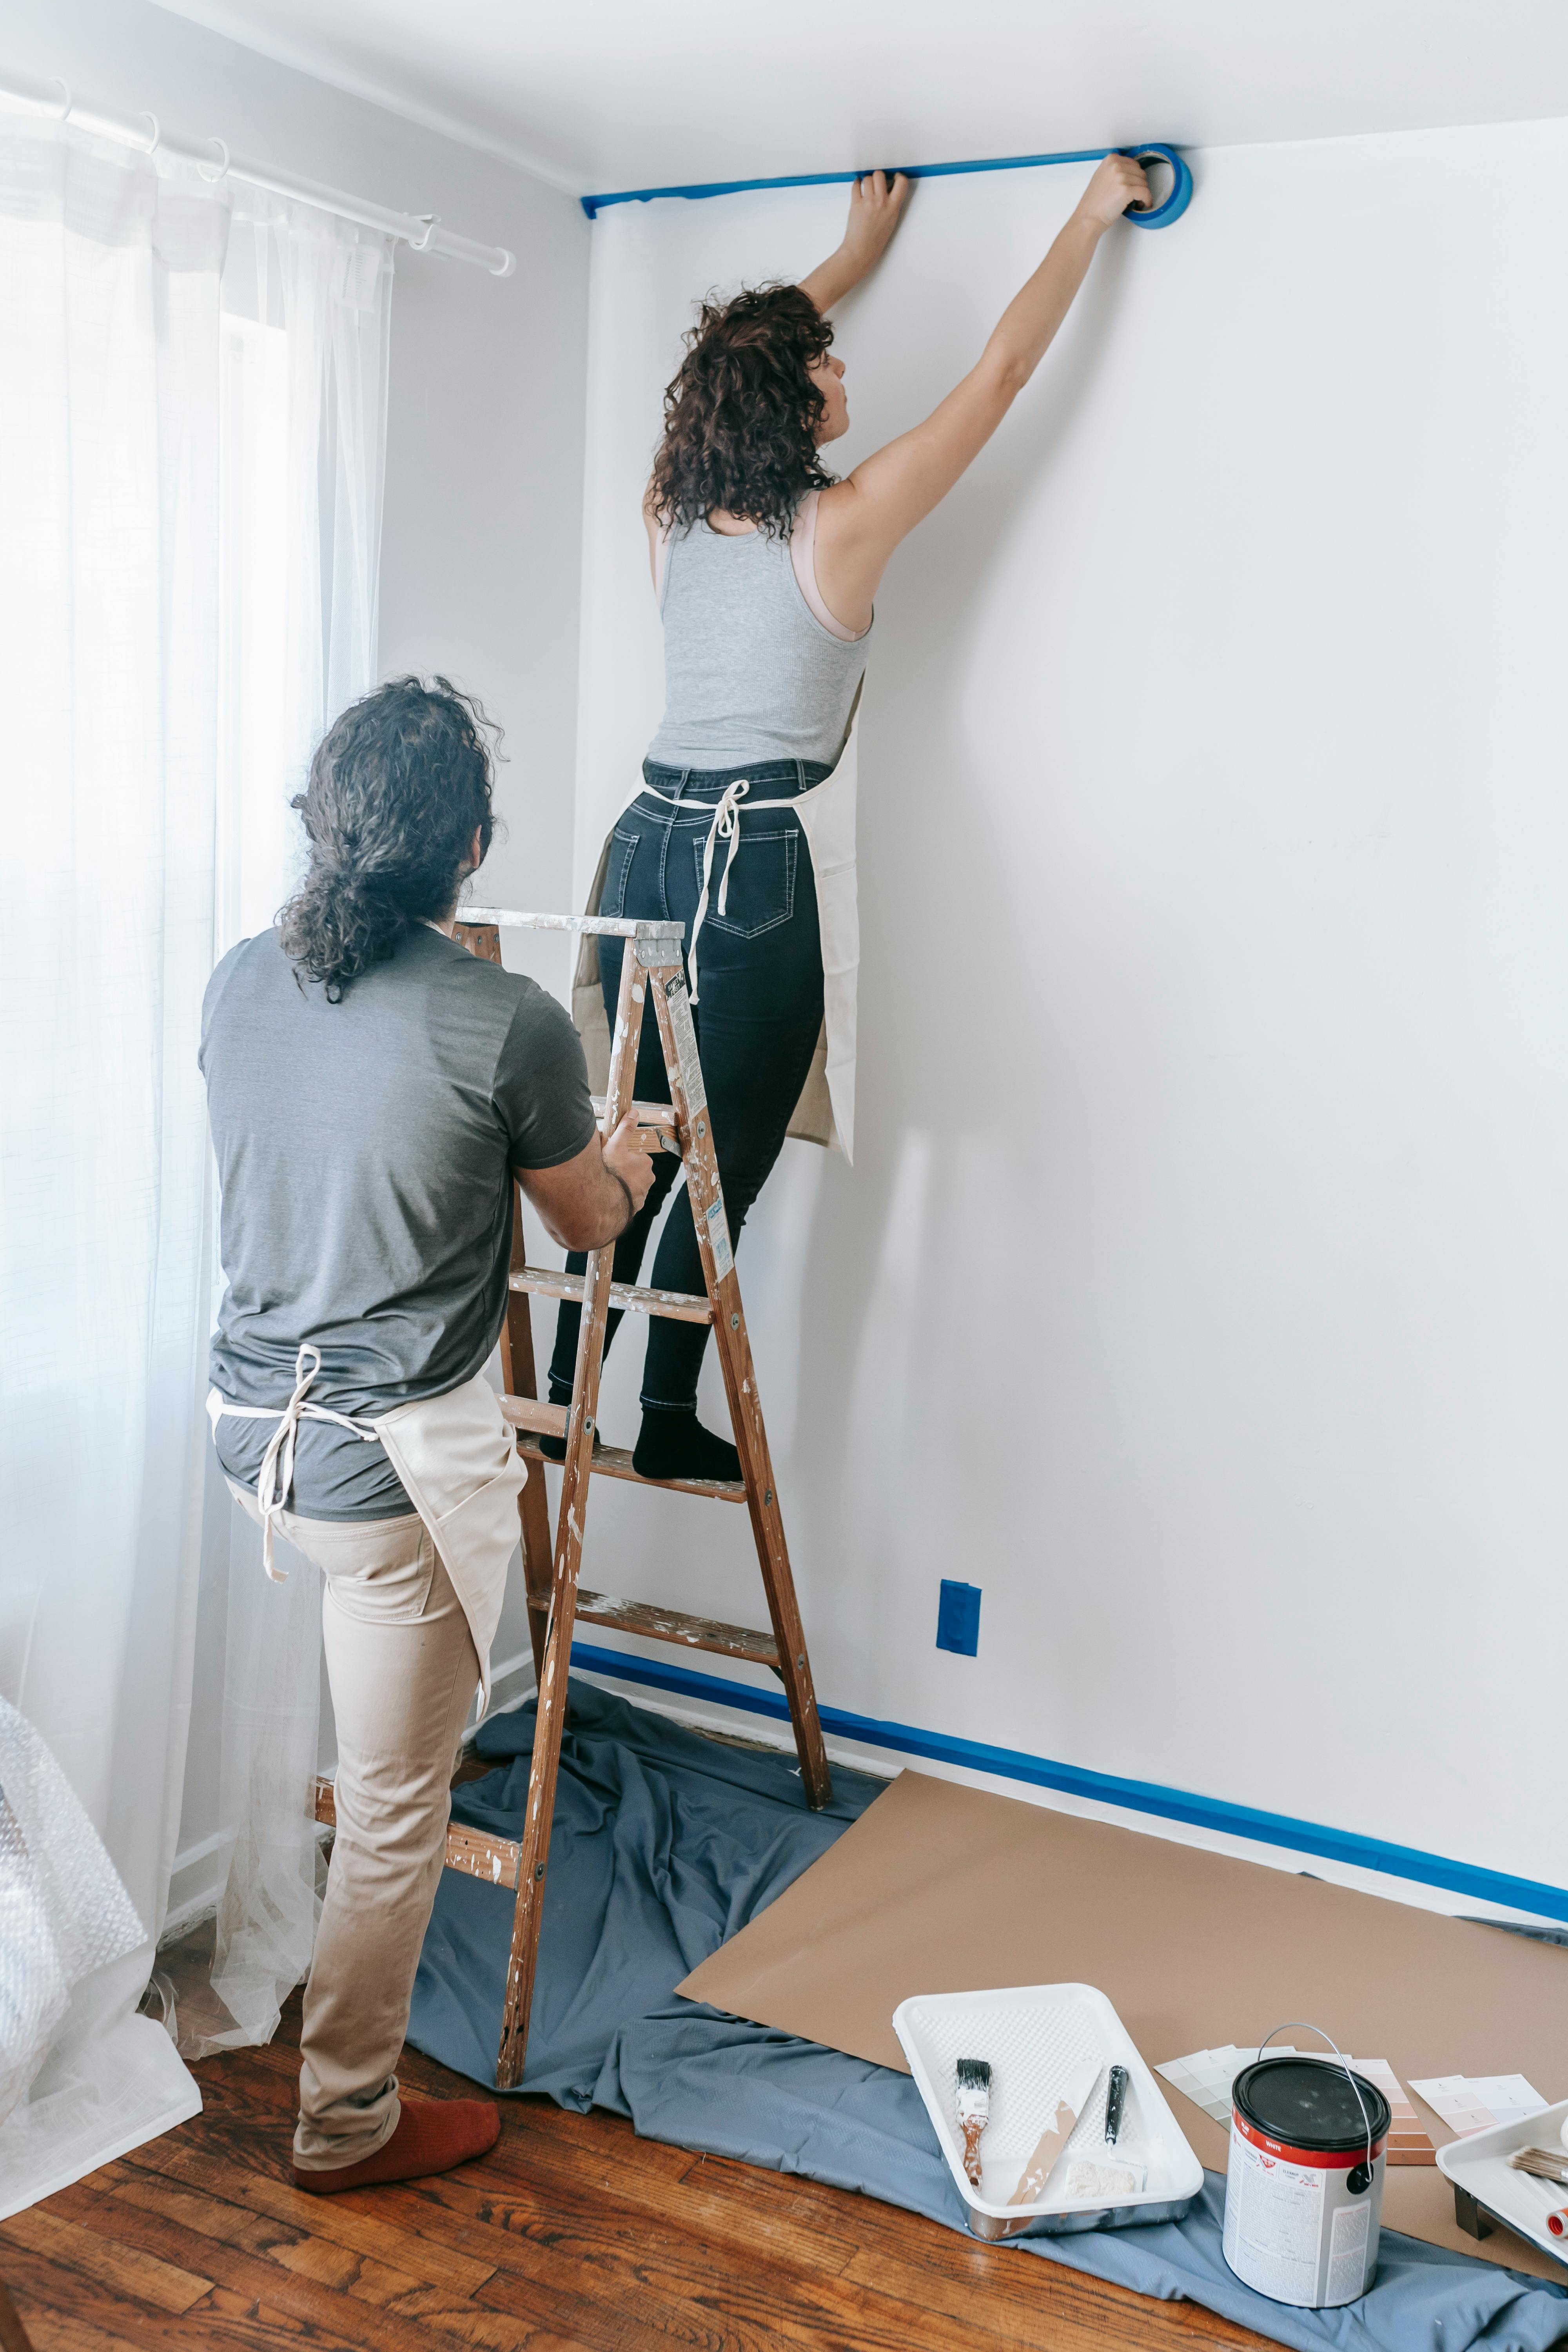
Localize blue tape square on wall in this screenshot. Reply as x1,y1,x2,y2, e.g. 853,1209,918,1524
935,1580,981,1656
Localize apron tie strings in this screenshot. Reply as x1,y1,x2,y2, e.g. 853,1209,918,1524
635,775,810,1004
208,1347,381,1583
255,1345,322,1581
688,777,750,1004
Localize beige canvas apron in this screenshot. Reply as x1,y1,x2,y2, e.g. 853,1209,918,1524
573,704,862,1164
207,1346,526,1709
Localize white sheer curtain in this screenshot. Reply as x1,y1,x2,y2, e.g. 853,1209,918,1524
216,191,393,944
0,112,394,2206
182,191,394,2061
0,114,223,2213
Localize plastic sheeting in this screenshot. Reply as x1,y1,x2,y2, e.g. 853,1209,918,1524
408,1681,1568,2352
0,1700,200,2219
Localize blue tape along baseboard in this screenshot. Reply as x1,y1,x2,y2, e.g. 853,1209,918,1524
569,1638,1568,1924
582,143,1193,230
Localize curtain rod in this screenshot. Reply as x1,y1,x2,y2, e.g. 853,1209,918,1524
0,65,515,276
581,142,1191,225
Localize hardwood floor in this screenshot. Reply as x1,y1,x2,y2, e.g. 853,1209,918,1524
1,1964,1268,2352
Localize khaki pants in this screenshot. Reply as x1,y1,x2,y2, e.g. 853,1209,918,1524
229,1484,479,2169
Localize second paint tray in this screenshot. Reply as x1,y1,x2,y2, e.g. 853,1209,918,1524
893,1981,1203,2241
1435,2096,1568,2270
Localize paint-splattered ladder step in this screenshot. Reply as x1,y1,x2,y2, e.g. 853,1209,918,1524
590,1094,684,1155
508,1427,746,1503
509,1265,712,1323
574,1588,778,1667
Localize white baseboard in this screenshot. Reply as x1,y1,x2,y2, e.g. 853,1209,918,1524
160,1826,233,1947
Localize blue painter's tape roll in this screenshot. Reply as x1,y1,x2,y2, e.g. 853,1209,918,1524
1119,142,1193,230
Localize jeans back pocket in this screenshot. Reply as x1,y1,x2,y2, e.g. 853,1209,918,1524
696,826,798,939
603,825,640,919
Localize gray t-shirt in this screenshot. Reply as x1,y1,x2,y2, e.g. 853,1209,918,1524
201,924,595,1519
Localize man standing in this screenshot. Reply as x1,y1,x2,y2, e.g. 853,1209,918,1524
201,677,653,2190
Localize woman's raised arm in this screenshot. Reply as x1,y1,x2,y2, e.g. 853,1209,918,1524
814,153,1150,630
799,172,912,313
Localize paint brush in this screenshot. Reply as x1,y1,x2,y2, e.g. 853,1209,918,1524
1512,2147,1568,2188
955,2058,992,2188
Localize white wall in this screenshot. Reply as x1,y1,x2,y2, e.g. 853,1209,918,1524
570,120,1568,1910
4,0,591,1925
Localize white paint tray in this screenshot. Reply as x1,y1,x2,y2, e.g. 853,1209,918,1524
893,1982,1203,2241
1435,2095,1568,2271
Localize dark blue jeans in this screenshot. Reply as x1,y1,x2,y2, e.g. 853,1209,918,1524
548,757,828,1414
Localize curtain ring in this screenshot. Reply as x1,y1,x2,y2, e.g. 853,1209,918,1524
138,111,160,154
46,77,72,122
408,213,440,251
196,136,230,185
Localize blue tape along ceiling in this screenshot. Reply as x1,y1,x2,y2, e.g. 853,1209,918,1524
581,142,1193,227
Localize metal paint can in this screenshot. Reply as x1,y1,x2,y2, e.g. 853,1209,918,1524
1222,2058,1391,2307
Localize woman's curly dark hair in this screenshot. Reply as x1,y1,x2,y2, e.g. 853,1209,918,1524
279,676,499,1000
649,283,836,538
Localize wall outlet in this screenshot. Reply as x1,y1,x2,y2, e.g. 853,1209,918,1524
936,1580,981,1657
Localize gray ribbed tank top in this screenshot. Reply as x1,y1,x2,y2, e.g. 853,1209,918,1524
646,492,871,770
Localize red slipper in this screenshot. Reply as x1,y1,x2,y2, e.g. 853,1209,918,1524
292,2094,500,2194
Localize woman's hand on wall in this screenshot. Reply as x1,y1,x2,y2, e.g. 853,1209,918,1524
842,171,911,272
800,171,911,314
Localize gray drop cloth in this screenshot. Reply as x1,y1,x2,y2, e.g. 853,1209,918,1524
407,1681,1568,2352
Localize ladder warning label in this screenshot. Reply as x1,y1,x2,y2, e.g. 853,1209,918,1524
706,1195,733,1281
664,977,707,1118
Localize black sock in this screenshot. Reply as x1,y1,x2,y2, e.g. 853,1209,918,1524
633,1408,740,1485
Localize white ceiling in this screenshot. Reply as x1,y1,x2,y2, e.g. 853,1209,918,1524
152,0,1568,196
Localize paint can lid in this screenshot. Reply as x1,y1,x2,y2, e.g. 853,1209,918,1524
1233,2060,1391,2152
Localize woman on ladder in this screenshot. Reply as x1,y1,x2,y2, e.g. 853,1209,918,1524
549,152,1151,1481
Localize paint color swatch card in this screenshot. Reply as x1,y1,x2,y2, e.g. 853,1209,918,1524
1409,2075,1548,2136
1156,2046,1299,2124
1157,2047,1434,2161
1335,2056,1435,2166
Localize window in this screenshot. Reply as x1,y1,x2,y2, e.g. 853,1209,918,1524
216,309,291,951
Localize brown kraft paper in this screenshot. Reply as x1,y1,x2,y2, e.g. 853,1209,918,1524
677,1768,1568,2281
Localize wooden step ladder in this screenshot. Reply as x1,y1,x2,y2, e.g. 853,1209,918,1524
449,907,830,2087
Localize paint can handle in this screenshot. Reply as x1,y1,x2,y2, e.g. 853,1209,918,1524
1258,2022,1376,2191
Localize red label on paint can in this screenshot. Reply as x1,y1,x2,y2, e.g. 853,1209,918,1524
1232,2107,1388,2171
